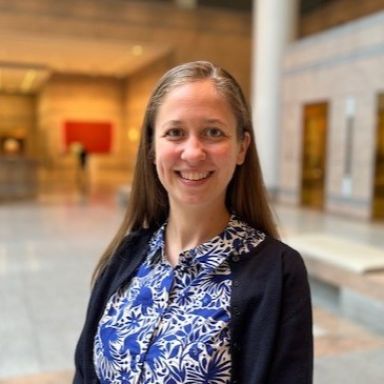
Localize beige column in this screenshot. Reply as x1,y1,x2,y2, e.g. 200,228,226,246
252,0,298,194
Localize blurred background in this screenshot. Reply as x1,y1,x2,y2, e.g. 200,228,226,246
0,0,383,383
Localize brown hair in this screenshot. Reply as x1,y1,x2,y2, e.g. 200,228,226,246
92,61,279,282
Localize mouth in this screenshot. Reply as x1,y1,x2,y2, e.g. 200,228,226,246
176,171,213,181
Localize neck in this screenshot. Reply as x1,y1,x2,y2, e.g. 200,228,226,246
164,203,230,266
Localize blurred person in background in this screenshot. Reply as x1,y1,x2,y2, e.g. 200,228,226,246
71,142,89,195
73,61,313,384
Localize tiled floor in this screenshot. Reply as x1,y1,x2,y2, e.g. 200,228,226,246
314,307,384,358
0,191,383,383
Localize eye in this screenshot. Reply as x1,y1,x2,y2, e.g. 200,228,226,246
163,128,185,139
205,127,225,138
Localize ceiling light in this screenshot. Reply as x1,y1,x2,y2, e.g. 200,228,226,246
21,70,37,92
132,45,143,56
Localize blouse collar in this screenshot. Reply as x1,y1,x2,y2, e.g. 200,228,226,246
147,214,265,271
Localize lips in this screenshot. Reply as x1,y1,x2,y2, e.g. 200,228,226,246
177,171,212,181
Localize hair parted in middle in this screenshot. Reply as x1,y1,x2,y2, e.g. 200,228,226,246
93,60,279,282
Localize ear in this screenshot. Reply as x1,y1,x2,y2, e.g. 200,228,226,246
236,132,251,165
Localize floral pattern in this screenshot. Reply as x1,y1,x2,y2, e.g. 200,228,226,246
94,215,265,383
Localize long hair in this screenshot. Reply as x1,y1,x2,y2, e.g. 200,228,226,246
92,61,279,283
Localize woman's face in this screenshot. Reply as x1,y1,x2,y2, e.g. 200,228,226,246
153,79,250,211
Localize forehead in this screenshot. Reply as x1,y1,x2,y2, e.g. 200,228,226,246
155,80,235,124
164,79,224,102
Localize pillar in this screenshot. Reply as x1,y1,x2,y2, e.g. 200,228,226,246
252,0,298,195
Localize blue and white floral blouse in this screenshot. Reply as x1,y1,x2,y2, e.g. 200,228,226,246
94,215,265,384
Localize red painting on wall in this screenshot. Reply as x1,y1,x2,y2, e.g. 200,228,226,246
64,121,112,154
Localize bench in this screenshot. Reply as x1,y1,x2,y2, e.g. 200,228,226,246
285,233,384,334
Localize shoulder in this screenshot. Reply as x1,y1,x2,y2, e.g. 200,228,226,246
121,227,154,246
234,235,309,289
255,236,307,271
98,228,155,279
232,217,304,272
93,228,155,292
113,228,154,260
259,237,311,310
231,235,312,326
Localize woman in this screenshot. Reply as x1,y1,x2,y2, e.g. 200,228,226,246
73,61,313,383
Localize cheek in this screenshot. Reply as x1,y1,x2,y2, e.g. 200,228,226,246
213,144,240,167
154,142,179,168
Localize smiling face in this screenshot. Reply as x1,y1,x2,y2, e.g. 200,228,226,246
153,79,250,213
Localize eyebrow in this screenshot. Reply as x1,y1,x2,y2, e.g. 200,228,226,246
161,118,227,127
203,118,227,125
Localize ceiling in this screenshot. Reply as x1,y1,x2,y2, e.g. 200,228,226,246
0,31,171,95
0,0,251,95
300,0,334,13
153,0,337,13
0,0,333,95
143,0,252,11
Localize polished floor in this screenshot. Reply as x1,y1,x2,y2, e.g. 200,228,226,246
0,191,384,383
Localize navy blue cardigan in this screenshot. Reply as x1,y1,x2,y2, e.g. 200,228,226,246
73,229,313,384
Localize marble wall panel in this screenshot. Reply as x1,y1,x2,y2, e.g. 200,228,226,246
281,12,384,219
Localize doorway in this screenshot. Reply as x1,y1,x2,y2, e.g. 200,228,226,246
372,94,384,219
300,102,328,209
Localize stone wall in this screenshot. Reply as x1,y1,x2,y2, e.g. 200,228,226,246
280,11,384,219
0,94,37,156
300,0,384,37
124,54,174,181
37,73,126,190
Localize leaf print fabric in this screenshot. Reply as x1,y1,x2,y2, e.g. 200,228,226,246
94,215,265,383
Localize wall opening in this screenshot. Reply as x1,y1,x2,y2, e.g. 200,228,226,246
372,94,384,220
300,102,328,209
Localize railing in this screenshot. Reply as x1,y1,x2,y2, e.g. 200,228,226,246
0,156,38,199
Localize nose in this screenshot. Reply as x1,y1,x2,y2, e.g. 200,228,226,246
180,136,206,163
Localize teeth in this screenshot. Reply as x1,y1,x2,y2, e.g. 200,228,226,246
180,172,210,181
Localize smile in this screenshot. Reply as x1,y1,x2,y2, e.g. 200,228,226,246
177,171,213,181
